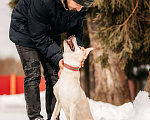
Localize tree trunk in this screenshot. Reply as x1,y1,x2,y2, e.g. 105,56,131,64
86,13,131,105
80,20,91,97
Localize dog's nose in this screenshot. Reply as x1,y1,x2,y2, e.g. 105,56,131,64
68,35,75,40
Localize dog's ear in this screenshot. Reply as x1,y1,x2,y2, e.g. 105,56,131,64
83,48,94,59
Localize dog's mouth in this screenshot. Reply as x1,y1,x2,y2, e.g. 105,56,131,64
67,35,75,52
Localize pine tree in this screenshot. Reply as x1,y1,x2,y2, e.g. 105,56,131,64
92,0,150,69
85,0,150,104
86,9,131,105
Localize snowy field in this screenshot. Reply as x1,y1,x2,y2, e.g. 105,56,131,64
0,91,150,120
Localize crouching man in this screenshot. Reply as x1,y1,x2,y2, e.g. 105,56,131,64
9,0,94,119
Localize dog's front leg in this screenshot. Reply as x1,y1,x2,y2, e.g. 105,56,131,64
51,101,61,120
70,105,77,120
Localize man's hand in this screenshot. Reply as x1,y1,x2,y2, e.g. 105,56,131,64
58,59,64,78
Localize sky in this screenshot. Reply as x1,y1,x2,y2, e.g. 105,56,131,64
0,0,19,60
0,91,150,120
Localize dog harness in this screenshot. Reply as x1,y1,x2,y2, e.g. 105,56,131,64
64,63,79,71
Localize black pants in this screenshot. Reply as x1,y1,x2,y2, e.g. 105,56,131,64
16,45,59,120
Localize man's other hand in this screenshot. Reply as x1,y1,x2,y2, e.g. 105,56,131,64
58,59,64,78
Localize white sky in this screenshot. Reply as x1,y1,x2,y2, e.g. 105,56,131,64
0,0,19,60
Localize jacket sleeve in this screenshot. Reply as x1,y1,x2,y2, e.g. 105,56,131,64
28,0,63,70
67,18,84,47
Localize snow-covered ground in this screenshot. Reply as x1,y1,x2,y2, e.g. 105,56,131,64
0,91,150,120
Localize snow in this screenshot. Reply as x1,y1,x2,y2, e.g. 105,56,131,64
0,91,150,120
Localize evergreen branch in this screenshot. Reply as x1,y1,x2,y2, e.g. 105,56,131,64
137,16,143,35
124,24,133,55
91,0,150,69
143,28,150,52
145,0,150,9
120,0,139,26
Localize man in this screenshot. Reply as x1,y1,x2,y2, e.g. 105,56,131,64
9,0,94,119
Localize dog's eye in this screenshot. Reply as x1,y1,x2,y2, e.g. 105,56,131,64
79,46,82,49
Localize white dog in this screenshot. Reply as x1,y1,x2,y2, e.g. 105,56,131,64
51,35,94,120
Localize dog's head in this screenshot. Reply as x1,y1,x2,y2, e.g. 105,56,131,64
63,35,94,67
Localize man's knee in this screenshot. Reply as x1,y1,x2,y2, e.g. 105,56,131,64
24,60,41,85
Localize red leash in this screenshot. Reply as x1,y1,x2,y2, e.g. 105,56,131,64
64,63,79,71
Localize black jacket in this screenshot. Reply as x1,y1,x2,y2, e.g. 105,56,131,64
9,0,87,69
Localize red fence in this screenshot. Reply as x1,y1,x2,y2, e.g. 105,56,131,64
0,74,45,95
